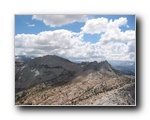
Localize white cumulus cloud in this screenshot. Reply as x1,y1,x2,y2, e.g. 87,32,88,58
15,30,87,59
15,30,135,61
32,15,88,27
100,29,135,44
81,17,127,34
15,17,135,62
81,17,108,34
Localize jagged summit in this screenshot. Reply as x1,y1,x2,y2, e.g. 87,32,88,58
82,59,120,75
100,60,109,64
98,60,121,75
15,55,120,93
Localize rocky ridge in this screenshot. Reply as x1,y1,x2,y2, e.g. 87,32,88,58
15,55,135,105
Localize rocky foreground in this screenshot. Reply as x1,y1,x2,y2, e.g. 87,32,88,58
15,71,135,105
15,55,135,105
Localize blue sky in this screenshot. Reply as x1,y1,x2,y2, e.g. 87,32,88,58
15,15,85,34
15,15,135,61
15,15,135,34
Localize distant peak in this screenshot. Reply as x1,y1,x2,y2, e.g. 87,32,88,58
99,60,109,65
102,60,109,63
42,55,65,60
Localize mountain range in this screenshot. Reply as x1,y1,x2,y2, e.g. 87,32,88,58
15,55,135,105
109,60,135,75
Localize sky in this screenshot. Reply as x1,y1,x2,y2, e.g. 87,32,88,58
15,15,135,62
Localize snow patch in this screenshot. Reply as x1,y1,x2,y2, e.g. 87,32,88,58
81,65,84,67
34,70,40,77
21,66,26,70
31,69,40,77
31,69,35,72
